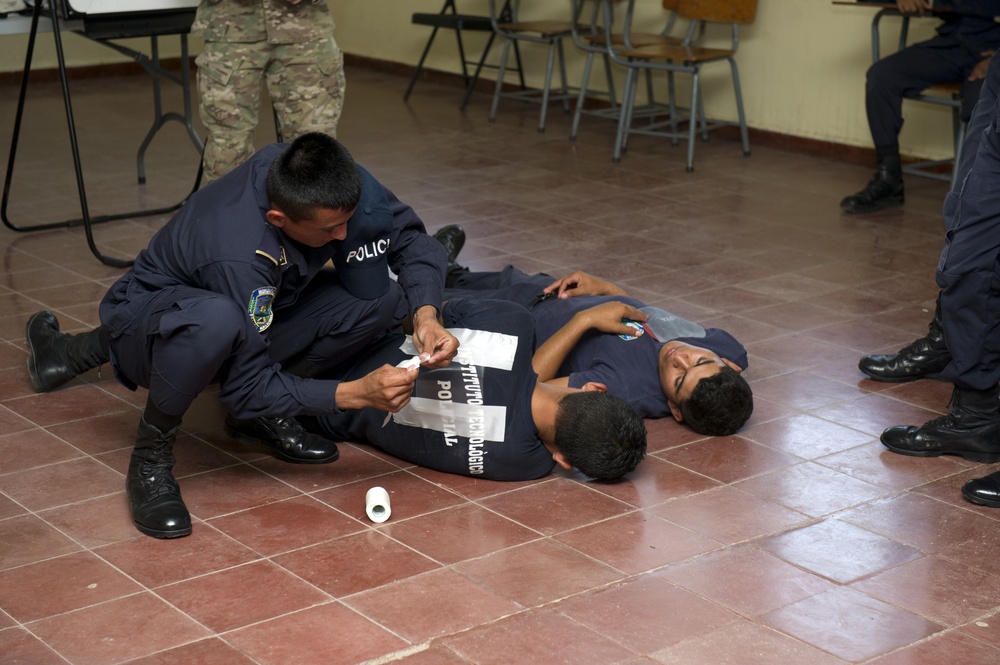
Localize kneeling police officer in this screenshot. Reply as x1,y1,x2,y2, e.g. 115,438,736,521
25,133,458,539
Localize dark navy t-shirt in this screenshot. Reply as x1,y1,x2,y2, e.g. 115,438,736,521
316,298,555,481
532,295,748,419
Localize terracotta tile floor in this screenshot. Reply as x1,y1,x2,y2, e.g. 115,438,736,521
2,65,1000,664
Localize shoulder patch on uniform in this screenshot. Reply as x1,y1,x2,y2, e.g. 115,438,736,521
248,286,277,332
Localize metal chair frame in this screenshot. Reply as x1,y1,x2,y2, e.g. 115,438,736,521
603,0,755,171
404,0,524,109
569,0,683,141
488,0,584,133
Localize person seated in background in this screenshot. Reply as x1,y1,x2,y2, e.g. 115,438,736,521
840,0,1000,214
432,226,753,436
313,297,647,481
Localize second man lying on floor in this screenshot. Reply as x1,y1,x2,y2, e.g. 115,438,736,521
433,225,754,437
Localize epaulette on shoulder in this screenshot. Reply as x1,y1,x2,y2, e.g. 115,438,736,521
255,230,285,267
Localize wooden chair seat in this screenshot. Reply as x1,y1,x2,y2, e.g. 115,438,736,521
497,20,583,37
922,81,962,97
620,43,735,64
585,32,681,48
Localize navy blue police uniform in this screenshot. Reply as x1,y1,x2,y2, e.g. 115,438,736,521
99,143,448,419
866,0,1000,145
937,54,1000,390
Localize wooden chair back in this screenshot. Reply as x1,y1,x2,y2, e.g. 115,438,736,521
676,0,757,24
662,0,679,11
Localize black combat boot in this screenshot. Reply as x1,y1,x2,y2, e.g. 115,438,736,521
225,415,340,463
25,311,109,393
840,146,905,214
858,294,950,382
881,385,1000,462
127,416,192,539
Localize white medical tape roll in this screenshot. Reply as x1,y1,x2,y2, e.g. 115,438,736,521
365,486,391,523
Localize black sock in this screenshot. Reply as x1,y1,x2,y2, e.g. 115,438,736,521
142,396,183,433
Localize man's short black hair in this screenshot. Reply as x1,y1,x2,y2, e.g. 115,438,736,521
680,366,753,436
554,391,647,480
266,132,362,221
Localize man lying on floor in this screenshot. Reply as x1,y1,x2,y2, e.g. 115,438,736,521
433,226,753,436
311,296,647,481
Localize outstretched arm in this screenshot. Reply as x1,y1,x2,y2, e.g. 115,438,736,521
532,302,647,382
542,271,630,299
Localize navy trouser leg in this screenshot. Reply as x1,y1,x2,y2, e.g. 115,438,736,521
267,270,404,371
937,84,1000,390
446,265,554,308
149,295,249,415
107,289,251,416
866,41,976,147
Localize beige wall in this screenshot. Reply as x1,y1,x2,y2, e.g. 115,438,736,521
0,0,956,160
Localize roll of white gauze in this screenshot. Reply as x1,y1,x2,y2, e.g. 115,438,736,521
365,486,391,523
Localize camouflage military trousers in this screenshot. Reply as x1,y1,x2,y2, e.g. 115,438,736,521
196,36,346,183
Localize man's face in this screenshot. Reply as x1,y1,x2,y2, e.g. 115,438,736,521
268,207,354,247
658,341,740,421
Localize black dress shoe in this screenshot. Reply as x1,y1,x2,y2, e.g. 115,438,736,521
225,415,340,464
433,224,466,263
962,471,1000,507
